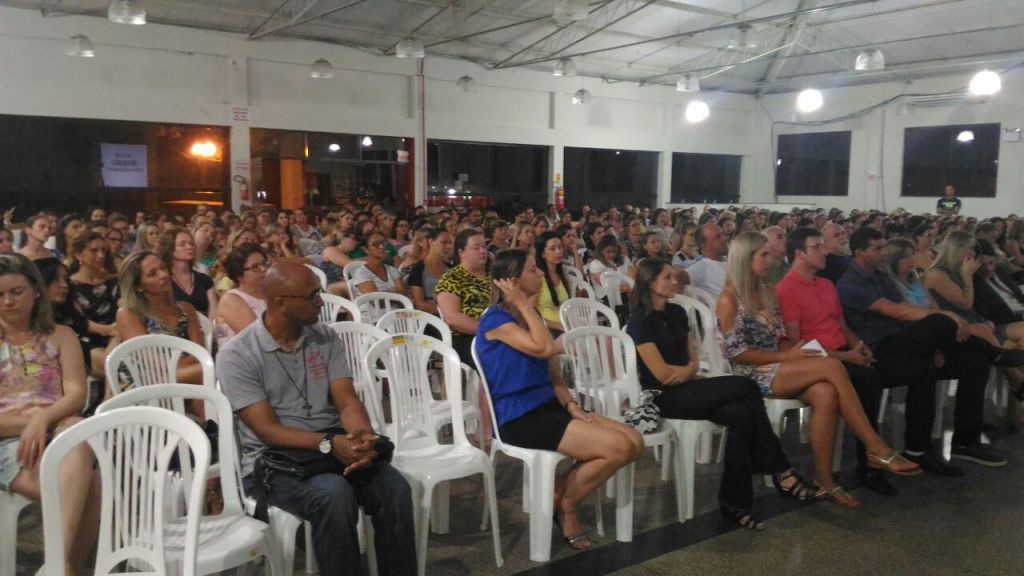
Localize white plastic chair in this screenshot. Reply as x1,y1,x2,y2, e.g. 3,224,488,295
320,292,361,324
600,270,634,309
105,334,216,397
195,312,215,353
95,384,285,576
683,284,718,311
354,292,413,325
343,261,368,299
305,263,328,291
39,406,211,576
669,294,731,375
564,266,595,300
559,298,620,332
367,335,502,576
327,321,391,429
471,338,566,563
0,492,32,576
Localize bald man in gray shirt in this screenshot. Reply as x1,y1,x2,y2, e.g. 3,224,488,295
219,261,414,576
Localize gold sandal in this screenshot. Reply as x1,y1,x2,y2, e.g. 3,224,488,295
814,486,861,509
868,452,923,476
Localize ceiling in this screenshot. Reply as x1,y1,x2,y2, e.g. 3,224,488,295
7,0,1024,95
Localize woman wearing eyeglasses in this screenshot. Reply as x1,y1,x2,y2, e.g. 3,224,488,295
217,244,269,349
352,231,405,296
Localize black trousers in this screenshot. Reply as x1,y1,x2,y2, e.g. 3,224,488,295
872,313,989,452
841,361,884,472
655,375,790,510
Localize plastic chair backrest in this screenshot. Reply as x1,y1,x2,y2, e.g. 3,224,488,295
327,321,389,428
366,334,466,452
95,384,246,518
354,292,413,325
600,271,634,308
343,261,368,298
320,293,361,324
105,334,216,404
39,406,209,576
305,263,329,291
568,275,596,300
561,326,639,416
683,285,717,311
564,265,585,285
670,294,731,375
376,309,453,346
471,337,506,447
195,312,215,353
559,298,620,332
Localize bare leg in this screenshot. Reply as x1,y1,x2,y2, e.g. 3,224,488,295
554,414,642,539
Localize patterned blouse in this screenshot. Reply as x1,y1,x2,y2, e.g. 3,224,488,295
722,298,787,396
0,333,63,415
70,276,119,350
435,265,491,335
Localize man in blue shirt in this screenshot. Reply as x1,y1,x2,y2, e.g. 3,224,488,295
838,228,1022,474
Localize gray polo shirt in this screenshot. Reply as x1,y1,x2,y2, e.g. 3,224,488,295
217,317,352,477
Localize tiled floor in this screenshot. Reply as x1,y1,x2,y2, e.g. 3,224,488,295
13,402,1024,575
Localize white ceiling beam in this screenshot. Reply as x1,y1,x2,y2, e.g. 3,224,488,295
756,0,817,97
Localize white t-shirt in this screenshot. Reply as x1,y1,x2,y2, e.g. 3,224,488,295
587,258,632,299
351,263,401,294
684,257,727,301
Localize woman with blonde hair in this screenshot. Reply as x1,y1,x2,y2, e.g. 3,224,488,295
0,254,101,576
132,221,161,254
884,238,933,308
718,232,919,508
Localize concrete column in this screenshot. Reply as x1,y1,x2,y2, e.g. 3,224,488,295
657,150,672,208
227,55,251,211
550,143,564,205
280,160,305,210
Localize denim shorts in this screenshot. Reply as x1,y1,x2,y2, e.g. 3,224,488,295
0,438,21,492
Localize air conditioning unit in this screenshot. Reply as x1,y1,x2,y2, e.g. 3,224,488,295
903,92,984,108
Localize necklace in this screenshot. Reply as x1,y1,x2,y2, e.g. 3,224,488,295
271,350,312,416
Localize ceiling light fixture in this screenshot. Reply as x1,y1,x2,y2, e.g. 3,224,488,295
190,141,217,158
676,73,700,92
969,69,1001,96
553,0,589,25
956,130,975,143
854,48,885,71
727,24,756,50
310,58,334,79
553,58,577,77
456,75,475,92
572,88,592,105
396,38,425,59
361,136,373,147
796,88,823,113
328,143,341,152
65,34,95,57
107,0,146,25
685,100,710,123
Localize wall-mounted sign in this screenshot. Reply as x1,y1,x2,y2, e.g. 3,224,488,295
100,143,148,188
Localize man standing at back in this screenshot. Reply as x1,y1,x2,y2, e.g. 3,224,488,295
218,260,416,576
936,184,962,216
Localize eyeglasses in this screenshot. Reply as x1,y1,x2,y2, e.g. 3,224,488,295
279,288,321,303
244,261,269,272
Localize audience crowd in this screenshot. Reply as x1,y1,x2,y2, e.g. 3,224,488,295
2,195,1024,574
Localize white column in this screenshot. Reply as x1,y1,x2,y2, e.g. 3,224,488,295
227,55,251,210
414,60,427,207
550,143,564,205
657,150,672,207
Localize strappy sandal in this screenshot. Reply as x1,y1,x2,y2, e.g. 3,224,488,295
554,511,594,550
868,452,923,476
814,486,861,509
772,469,817,501
720,504,765,531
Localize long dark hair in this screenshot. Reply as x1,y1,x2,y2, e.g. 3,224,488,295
629,257,670,315
534,231,568,307
56,213,84,255
33,257,80,327
489,249,528,311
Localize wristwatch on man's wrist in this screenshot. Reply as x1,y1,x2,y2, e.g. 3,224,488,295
318,432,336,454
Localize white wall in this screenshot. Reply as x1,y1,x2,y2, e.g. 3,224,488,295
0,6,764,210
758,73,1024,218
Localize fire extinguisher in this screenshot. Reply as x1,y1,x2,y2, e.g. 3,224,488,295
555,186,565,210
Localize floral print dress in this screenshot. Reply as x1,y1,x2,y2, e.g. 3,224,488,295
722,299,787,396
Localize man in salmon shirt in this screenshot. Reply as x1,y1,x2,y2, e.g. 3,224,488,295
774,227,893,496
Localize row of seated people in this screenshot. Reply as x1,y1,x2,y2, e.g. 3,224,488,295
3,200,1024,575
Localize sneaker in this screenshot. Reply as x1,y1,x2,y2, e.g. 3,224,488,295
950,443,1008,467
901,450,964,477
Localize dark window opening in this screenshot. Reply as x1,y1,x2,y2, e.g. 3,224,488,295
775,131,851,196
671,152,742,203
426,140,549,212
901,123,999,198
564,148,658,212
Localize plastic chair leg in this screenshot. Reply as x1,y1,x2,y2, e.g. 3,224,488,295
0,493,31,576
304,521,318,575
431,482,450,534
614,463,634,543
527,462,557,563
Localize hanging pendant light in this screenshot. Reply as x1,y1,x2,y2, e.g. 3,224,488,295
65,34,95,57
553,0,589,25
396,38,425,59
676,73,700,92
553,58,577,77
108,0,146,25
854,48,885,71
309,58,334,79
456,75,475,92
685,100,709,123
572,88,592,105
796,88,823,113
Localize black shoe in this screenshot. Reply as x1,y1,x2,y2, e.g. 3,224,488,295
950,443,1008,467
989,348,1024,368
901,451,964,477
860,469,898,497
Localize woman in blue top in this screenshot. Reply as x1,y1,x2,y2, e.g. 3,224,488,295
476,249,642,551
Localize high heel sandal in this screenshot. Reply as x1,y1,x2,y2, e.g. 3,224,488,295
720,504,765,531
554,510,594,550
772,469,817,501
